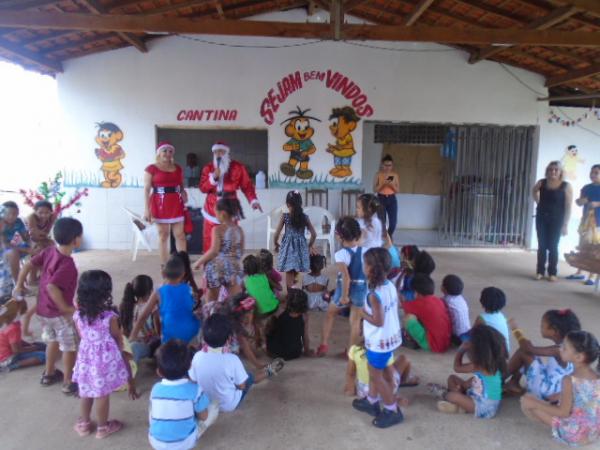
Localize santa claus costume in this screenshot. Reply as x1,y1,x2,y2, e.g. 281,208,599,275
145,142,185,223
199,142,260,252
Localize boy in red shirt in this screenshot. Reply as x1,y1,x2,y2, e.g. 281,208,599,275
401,274,451,353
14,217,82,394
0,298,46,372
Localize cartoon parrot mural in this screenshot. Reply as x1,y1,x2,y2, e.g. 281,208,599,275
280,107,321,180
327,106,360,178
95,122,125,188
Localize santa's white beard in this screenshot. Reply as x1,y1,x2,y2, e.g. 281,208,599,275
214,153,231,176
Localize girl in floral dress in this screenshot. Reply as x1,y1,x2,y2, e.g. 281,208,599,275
274,191,317,288
72,270,138,439
521,330,600,447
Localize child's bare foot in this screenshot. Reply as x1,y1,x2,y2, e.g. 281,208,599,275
504,380,525,396
343,384,356,396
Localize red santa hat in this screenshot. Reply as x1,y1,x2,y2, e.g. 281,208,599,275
212,142,230,153
156,141,175,154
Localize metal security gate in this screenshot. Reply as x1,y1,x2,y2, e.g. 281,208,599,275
439,125,537,247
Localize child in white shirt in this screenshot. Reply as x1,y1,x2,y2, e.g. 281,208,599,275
189,314,284,412
441,274,471,344
356,194,384,252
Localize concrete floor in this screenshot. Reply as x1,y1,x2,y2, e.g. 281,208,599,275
2,249,599,450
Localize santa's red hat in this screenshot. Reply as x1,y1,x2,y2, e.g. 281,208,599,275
156,141,175,154
212,142,230,153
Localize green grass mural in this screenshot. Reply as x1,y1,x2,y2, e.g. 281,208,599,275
63,169,143,188
269,172,362,189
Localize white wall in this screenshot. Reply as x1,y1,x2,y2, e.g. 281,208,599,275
44,8,598,250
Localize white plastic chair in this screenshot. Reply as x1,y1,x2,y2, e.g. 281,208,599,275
123,207,157,261
266,205,287,251
304,206,336,260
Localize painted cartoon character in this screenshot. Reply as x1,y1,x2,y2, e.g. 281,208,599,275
280,107,321,180
561,145,584,181
95,122,125,188
327,106,360,178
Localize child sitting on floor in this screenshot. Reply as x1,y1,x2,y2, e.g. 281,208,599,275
131,255,200,346
401,274,451,353
188,314,284,412
242,255,280,316
119,274,161,364
351,248,404,428
505,309,581,400
474,287,510,353
428,324,506,419
399,249,435,301
228,293,265,369
441,274,471,345
258,249,283,295
302,254,329,311
149,339,219,450
0,297,45,372
266,288,311,360
520,330,600,447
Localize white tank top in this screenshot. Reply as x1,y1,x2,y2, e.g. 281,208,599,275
363,280,402,352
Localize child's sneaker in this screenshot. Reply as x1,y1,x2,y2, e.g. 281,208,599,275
352,398,380,417
372,407,404,428
265,358,284,377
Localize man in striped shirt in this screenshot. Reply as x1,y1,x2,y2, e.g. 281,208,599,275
149,340,218,450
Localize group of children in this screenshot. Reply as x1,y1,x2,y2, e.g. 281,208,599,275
0,189,599,447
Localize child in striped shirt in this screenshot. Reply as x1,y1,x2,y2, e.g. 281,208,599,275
149,340,218,450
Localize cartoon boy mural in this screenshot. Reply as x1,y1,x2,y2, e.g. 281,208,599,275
327,106,360,178
561,144,585,181
280,107,321,180
95,122,125,188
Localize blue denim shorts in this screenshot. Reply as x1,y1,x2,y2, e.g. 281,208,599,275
332,279,367,308
238,372,255,408
366,349,394,370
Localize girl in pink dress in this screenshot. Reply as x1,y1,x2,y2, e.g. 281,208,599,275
72,270,139,439
521,330,600,447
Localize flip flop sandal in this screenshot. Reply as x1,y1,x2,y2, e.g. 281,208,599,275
62,382,79,396
74,419,94,437
40,369,64,386
316,344,329,357
96,420,123,439
265,358,285,377
427,383,448,399
566,274,585,280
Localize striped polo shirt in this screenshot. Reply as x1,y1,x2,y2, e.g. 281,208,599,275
149,378,210,450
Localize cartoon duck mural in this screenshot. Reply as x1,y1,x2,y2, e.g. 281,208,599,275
280,107,321,180
561,145,584,181
327,106,360,178
95,122,126,188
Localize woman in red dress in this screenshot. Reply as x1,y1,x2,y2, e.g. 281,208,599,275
143,141,188,264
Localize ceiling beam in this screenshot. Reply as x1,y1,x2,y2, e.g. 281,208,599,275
559,0,600,18
2,10,600,46
331,0,343,40
469,5,580,64
0,36,62,72
546,61,600,86
343,0,369,13
402,0,436,26
0,0,55,9
78,0,147,52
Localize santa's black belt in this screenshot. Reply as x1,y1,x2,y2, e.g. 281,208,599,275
153,186,180,194
217,191,236,198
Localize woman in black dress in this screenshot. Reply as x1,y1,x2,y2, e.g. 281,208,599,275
532,161,573,281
